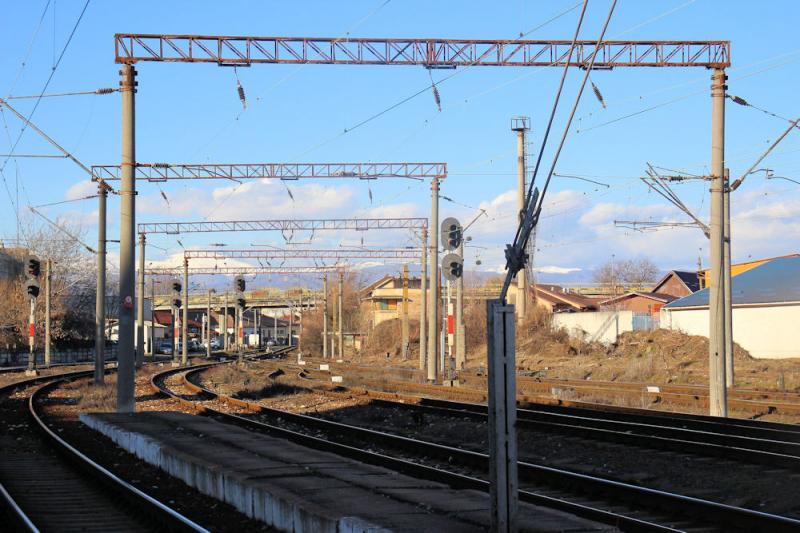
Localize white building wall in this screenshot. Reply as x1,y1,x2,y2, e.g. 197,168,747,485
661,304,800,359
551,311,634,344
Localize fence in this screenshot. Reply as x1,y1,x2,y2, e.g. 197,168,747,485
632,313,660,331
0,346,118,367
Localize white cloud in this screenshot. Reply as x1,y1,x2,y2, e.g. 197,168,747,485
534,265,582,274
65,179,97,200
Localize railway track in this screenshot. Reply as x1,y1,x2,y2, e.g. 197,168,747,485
291,365,800,471
0,369,208,533
152,360,800,532
303,358,800,417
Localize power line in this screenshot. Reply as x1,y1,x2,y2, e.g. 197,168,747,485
0,0,91,175
5,0,52,97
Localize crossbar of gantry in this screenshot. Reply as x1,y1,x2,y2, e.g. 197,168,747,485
92,162,447,181
145,265,342,276
114,34,730,68
138,218,427,235
183,248,421,260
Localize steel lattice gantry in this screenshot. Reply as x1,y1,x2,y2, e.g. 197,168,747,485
115,34,730,68
92,162,446,182
183,248,421,260
138,218,427,235
146,265,342,276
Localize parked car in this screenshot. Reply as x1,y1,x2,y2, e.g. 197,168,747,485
210,338,222,350
189,339,202,352
266,339,276,347
157,341,173,355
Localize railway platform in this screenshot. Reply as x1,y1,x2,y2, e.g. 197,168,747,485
81,411,612,532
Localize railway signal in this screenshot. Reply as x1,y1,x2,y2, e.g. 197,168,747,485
441,217,462,251
25,279,41,298
234,275,245,293
26,256,41,277
24,255,42,375
442,253,463,281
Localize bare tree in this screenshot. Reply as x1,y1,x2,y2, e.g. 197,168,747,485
593,257,659,293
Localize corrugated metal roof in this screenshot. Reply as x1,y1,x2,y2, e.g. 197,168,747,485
665,256,800,308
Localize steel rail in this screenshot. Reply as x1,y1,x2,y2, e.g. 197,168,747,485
148,363,676,532
0,369,208,532
155,363,800,532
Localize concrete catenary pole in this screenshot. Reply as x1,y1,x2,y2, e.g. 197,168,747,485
289,302,294,348
427,177,439,382
171,303,179,365
136,233,145,368
338,271,344,359
206,289,213,358
709,67,728,417
419,227,427,371
322,274,329,359
401,264,409,359
723,168,734,389
94,184,107,384
44,258,51,367
456,240,465,370
512,120,528,324
182,258,189,366
223,292,229,352
117,63,137,413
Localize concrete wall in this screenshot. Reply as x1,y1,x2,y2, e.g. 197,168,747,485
661,304,800,359
551,311,634,344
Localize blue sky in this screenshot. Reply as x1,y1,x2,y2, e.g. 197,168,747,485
2,0,799,283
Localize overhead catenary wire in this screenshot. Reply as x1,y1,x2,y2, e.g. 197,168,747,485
5,88,116,99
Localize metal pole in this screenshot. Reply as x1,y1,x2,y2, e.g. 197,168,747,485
419,227,427,371
223,292,229,352
27,297,36,374
94,185,107,384
487,299,518,531
709,67,728,417
401,264,409,359
323,274,328,359
427,177,439,383
149,278,155,357
289,302,294,348
136,233,145,368
299,292,304,354
457,243,466,364
172,305,179,365
723,168,734,389
44,258,51,367
182,258,189,366
237,305,243,364
273,308,278,346
515,128,527,325
338,271,344,359
206,289,212,358
117,63,136,413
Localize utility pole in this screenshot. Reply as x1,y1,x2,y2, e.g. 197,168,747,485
419,227,427,371
223,292,229,352
511,117,529,325
95,184,107,384
401,264,409,359
428,177,439,382
709,67,728,417
117,63,137,413
338,271,344,359
136,234,145,368
456,240,465,370
182,258,189,366
150,278,155,358
44,258,51,367
323,274,328,359
206,289,213,358
723,168,734,389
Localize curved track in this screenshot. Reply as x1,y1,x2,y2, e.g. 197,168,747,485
151,360,800,532
0,369,208,533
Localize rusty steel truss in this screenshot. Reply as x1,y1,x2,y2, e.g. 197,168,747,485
138,218,427,235
114,35,730,68
146,265,342,276
92,162,447,182
184,248,421,260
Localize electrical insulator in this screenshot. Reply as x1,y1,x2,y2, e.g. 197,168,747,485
237,80,246,109
591,81,606,109
432,83,442,112
95,87,115,94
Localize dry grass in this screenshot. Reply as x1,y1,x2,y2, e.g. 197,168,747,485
205,364,310,399
75,375,117,412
